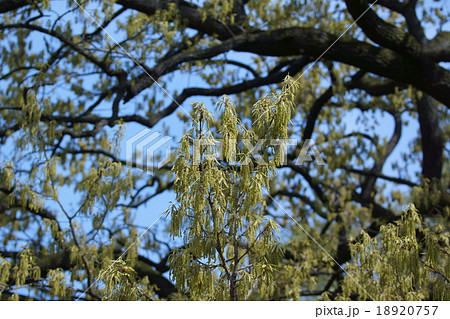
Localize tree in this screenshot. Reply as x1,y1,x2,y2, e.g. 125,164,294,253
0,0,448,300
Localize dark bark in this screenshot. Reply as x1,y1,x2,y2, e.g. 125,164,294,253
116,0,246,40
417,94,443,180
0,0,30,14
1,2,449,105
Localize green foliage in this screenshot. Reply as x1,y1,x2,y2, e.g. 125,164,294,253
341,205,449,301
168,77,298,300
99,258,155,301
0,0,448,301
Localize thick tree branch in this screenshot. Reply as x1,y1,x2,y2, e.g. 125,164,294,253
346,75,408,96
272,189,327,219
0,187,61,230
0,0,30,14
341,167,418,187
345,0,421,56
416,94,443,180
424,31,450,62
116,0,246,40
232,28,450,106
